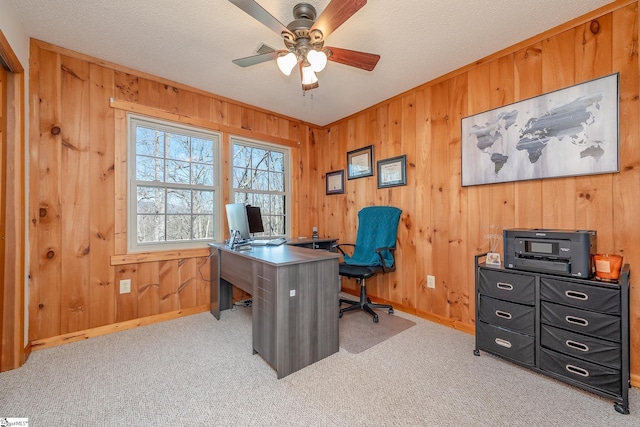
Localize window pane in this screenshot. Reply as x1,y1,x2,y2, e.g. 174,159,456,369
166,160,191,184
137,186,165,214
270,152,284,172
193,164,214,186
251,147,269,170
192,138,213,163
253,169,269,191
233,145,250,167
193,190,214,214
167,189,191,214
138,214,165,243
234,192,250,205
193,215,214,239
167,134,190,161
167,215,191,240
270,171,284,192
137,156,164,182
136,127,164,157
233,167,251,189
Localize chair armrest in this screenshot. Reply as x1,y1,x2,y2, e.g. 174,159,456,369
375,246,397,273
334,243,355,257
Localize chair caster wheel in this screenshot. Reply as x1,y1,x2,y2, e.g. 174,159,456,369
388,308,394,314
373,315,379,323
339,312,343,318
614,403,629,414
473,349,480,356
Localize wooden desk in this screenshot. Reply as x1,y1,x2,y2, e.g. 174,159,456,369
209,243,340,378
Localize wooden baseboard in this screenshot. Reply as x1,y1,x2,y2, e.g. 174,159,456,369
30,305,211,351
631,374,640,389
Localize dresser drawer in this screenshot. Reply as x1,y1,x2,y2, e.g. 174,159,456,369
540,277,620,314
477,321,535,367
479,296,535,335
479,269,535,305
540,324,621,369
540,301,620,342
540,348,621,396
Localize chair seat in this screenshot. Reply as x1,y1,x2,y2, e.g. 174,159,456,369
339,263,382,280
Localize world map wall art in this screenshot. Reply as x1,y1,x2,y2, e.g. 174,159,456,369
461,73,619,187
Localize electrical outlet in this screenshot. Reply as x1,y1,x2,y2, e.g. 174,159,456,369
427,275,436,289
120,279,131,294
290,289,296,297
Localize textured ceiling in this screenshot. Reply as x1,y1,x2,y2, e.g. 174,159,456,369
12,0,613,126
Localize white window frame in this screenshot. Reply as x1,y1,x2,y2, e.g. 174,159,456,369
127,113,222,252
230,136,292,238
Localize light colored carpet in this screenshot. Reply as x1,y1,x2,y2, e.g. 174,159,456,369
1,307,639,426
339,304,416,354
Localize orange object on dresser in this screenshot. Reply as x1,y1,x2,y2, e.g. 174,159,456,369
593,254,623,280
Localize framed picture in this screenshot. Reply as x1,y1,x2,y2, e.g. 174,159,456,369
347,145,374,179
377,155,407,188
461,73,619,186
325,170,345,195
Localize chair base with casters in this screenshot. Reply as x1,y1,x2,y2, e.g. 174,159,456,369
338,264,394,323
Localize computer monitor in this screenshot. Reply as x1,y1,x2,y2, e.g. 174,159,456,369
225,203,251,247
246,205,264,234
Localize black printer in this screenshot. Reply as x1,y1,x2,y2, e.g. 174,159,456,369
503,228,596,278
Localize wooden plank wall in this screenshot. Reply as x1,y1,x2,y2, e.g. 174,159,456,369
27,40,303,345
299,2,640,381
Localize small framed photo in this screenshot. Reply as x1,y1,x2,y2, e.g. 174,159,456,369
347,145,374,180
486,252,502,266
377,155,407,188
326,170,345,195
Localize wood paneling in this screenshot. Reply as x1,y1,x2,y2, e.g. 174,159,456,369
297,2,640,381
28,40,305,345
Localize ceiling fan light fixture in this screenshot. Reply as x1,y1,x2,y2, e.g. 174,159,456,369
301,64,319,90
307,49,328,72
277,51,298,76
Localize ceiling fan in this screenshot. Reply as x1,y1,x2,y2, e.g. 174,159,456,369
229,0,380,90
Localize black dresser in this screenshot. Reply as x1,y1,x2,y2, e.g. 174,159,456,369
474,254,630,414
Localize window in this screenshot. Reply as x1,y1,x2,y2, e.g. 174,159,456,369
128,114,221,251
231,137,290,237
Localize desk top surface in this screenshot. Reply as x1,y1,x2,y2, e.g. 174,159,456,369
210,242,340,266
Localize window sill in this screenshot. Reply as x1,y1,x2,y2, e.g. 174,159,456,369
110,247,211,265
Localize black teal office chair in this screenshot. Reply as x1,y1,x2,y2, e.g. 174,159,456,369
336,206,402,323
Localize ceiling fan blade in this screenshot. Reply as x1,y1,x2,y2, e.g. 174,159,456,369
228,0,293,38
232,50,280,67
311,0,367,39
326,47,380,71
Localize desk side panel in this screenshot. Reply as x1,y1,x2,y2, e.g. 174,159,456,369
276,258,339,378
209,248,220,320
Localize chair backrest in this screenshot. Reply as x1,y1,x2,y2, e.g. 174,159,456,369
343,206,402,268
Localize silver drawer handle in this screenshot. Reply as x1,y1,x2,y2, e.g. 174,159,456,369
495,338,512,348
565,340,590,352
495,310,512,320
565,290,588,301
565,315,589,327
496,282,513,291
566,364,590,377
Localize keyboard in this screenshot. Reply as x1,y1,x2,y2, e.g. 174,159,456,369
250,238,287,246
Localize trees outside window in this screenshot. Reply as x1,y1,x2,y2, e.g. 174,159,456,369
129,115,221,251
231,137,290,237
